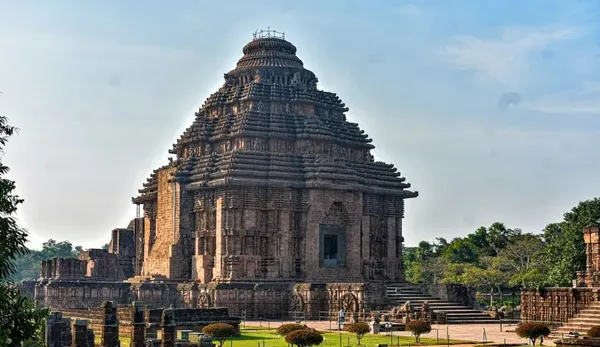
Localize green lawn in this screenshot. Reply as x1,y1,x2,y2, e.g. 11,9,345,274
104,327,475,346
226,327,473,347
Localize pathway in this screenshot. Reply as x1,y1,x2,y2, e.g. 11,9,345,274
242,320,547,346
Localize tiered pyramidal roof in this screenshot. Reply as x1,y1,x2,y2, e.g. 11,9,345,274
133,31,417,203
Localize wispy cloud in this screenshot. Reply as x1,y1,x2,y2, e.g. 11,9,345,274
392,4,421,18
442,26,581,86
524,82,600,115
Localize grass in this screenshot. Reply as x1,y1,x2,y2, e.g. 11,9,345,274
101,327,475,346
224,327,473,347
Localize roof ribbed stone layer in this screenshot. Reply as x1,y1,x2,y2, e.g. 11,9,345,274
132,35,418,204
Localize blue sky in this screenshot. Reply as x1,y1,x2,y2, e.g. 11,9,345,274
1,0,600,249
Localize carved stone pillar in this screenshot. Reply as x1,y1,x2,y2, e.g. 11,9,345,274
100,301,120,347
130,301,146,347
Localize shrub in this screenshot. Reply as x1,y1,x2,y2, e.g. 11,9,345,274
202,323,236,347
344,322,370,346
406,320,431,343
588,326,600,337
285,329,324,347
277,323,307,336
515,323,550,346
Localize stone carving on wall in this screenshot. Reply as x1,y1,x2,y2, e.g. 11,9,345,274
302,140,313,154
253,138,263,151
340,293,358,313
285,103,291,114
290,294,304,312
290,72,301,87
197,293,212,309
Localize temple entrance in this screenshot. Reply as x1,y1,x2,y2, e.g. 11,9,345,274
319,224,347,268
323,235,338,266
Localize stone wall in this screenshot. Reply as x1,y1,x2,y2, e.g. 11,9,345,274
58,304,241,338
142,167,185,279
418,283,477,307
521,288,599,323
59,306,135,336
27,278,384,319
35,281,131,309
41,258,87,280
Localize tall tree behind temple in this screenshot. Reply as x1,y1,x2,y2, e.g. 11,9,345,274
541,198,600,286
11,239,83,282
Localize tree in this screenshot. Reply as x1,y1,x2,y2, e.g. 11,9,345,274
0,285,48,345
441,238,479,264
588,326,600,337
515,323,550,345
344,322,370,346
0,115,48,345
485,222,521,255
202,323,236,347
538,199,600,286
285,330,324,347
496,234,546,288
39,239,76,259
443,259,510,307
406,320,431,343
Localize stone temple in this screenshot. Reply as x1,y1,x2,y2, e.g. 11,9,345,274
21,30,419,318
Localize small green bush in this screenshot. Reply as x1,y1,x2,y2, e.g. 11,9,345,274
285,329,324,347
515,322,550,346
276,323,307,336
344,322,370,345
202,323,236,347
406,320,431,343
588,326,600,337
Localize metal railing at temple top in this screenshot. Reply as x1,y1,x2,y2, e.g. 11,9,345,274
252,27,285,40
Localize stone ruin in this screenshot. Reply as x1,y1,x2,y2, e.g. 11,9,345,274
44,301,235,347
521,223,600,327
20,29,418,318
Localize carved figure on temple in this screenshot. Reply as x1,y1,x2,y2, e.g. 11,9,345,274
340,293,358,313
290,71,301,87
197,293,212,309
290,294,304,312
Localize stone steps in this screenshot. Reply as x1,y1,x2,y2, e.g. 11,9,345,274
550,302,600,339
385,283,497,325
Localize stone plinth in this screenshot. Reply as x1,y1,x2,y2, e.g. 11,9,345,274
130,301,146,347
72,319,94,347
161,308,176,347
45,311,72,347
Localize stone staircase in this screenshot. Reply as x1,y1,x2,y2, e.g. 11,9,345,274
550,302,600,340
386,283,498,324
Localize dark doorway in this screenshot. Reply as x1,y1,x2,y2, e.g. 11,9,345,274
324,235,338,266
